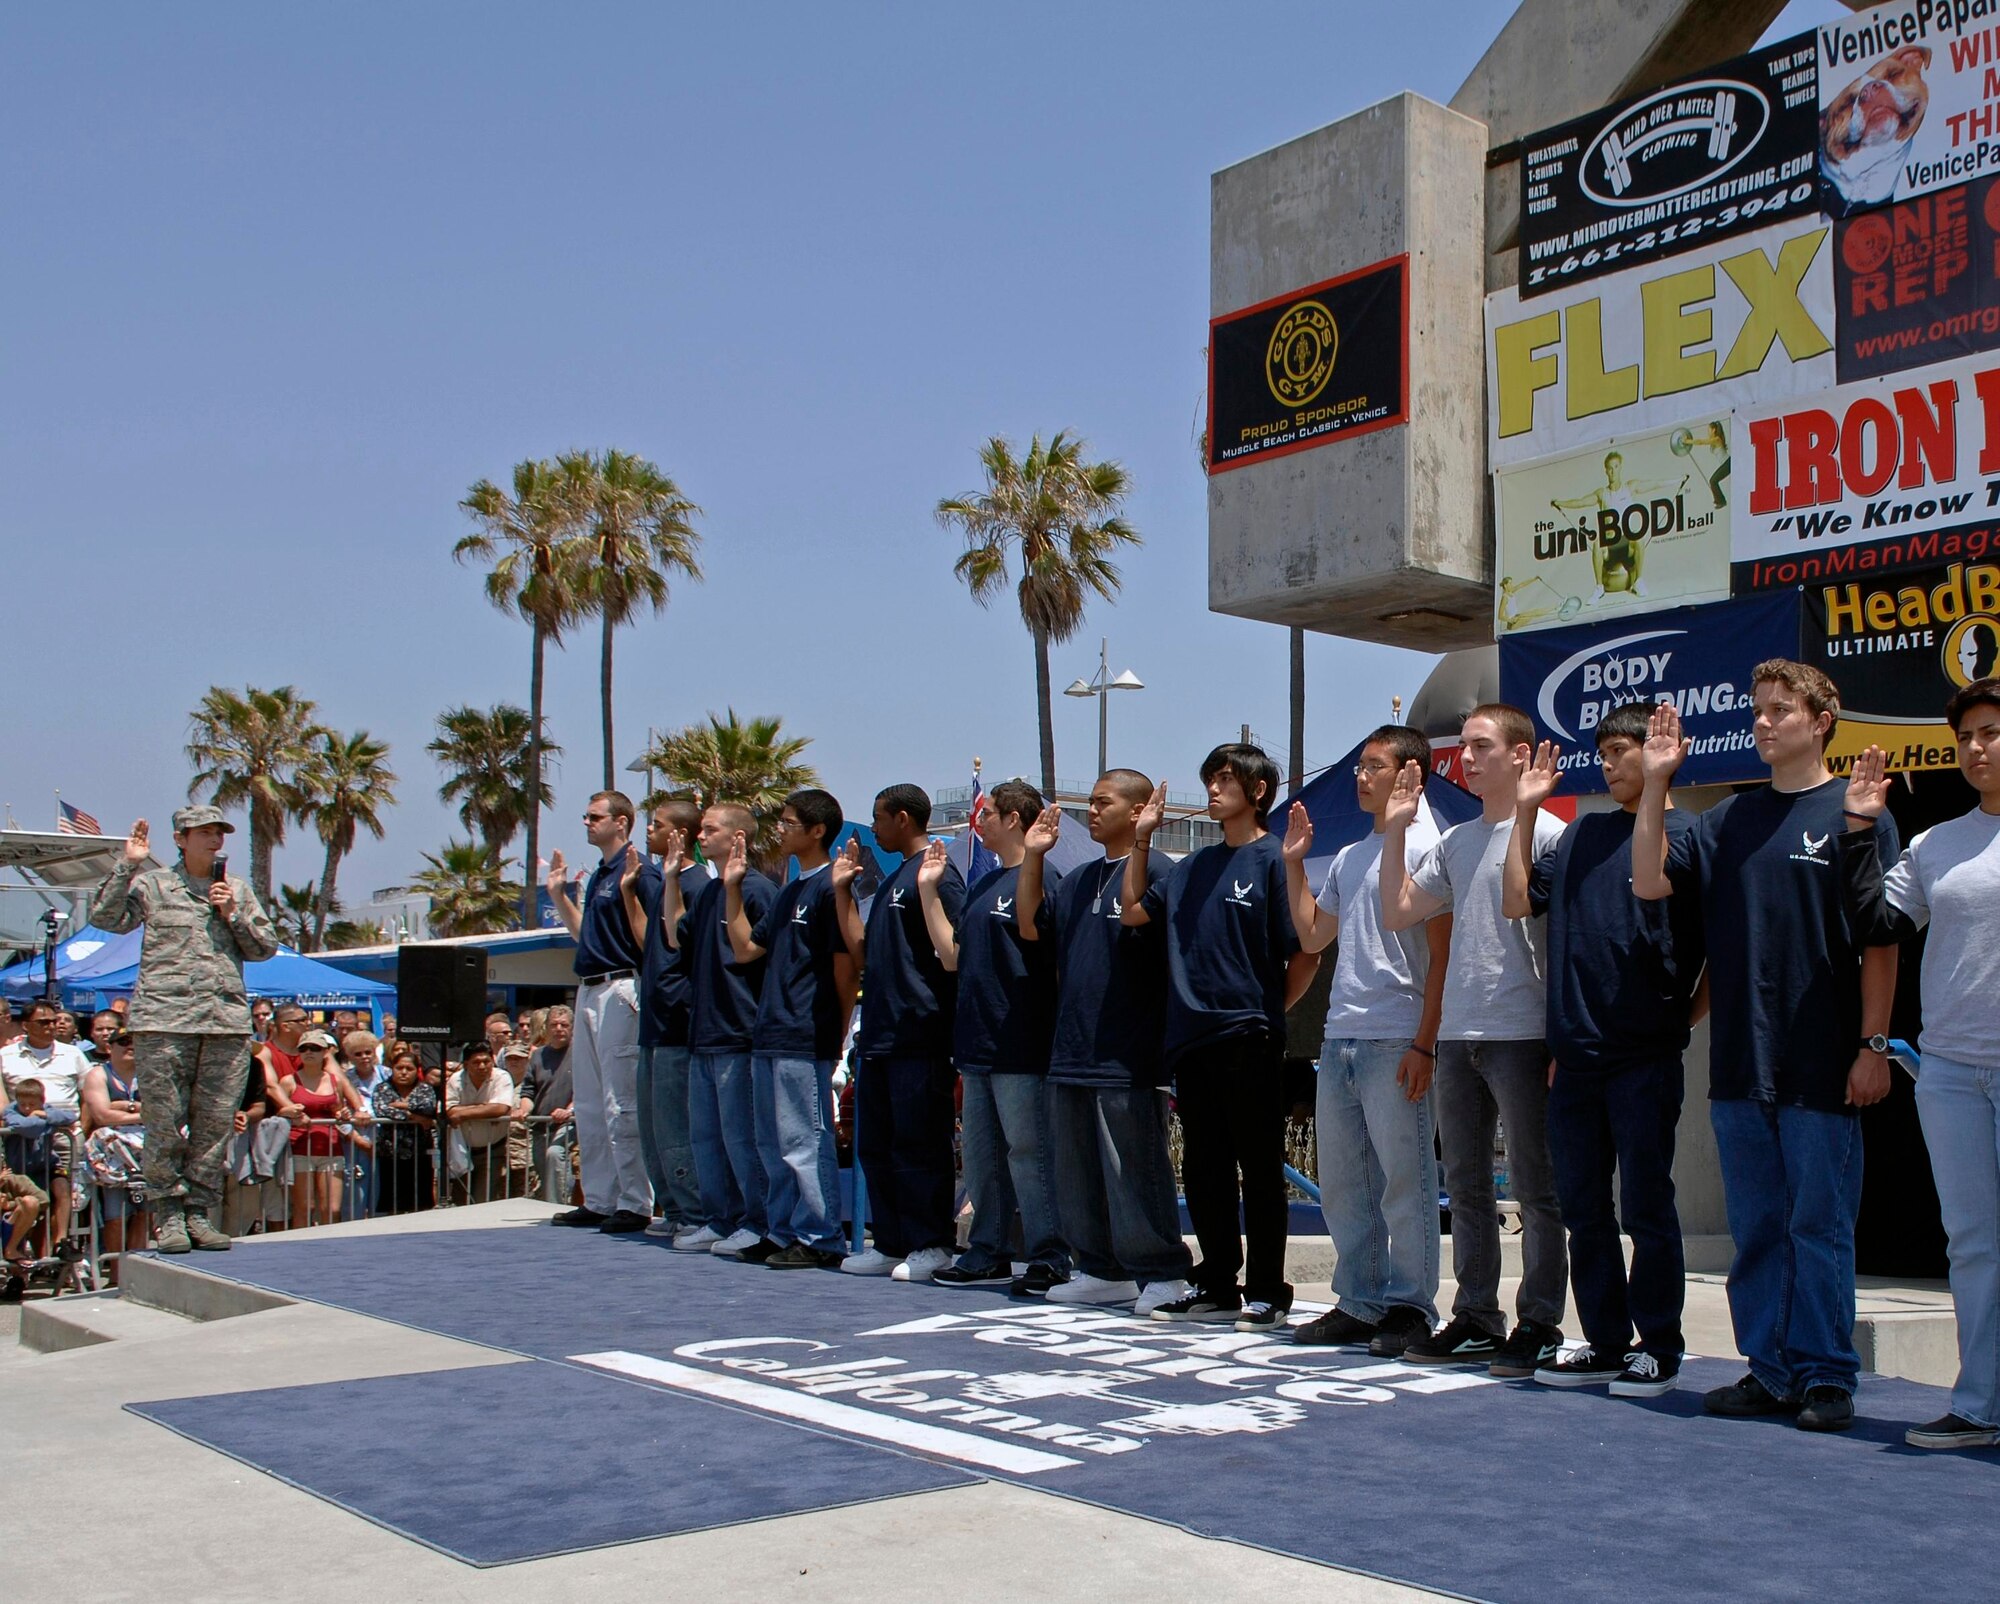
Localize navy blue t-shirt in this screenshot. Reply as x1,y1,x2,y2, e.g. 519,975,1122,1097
574,844,655,979
1049,852,1168,1089
1666,777,1898,1113
1140,832,1300,1067
1529,809,1705,1072
639,861,712,1049
857,854,963,1060
751,865,849,1059
952,863,1058,1075
679,870,777,1053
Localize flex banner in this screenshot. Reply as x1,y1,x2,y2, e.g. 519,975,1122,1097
1495,592,1800,793
1818,0,2000,216
1486,218,1836,468
1494,417,1733,635
1733,351,2000,585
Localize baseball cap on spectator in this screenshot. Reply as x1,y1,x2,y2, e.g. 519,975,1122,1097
298,1029,337,1050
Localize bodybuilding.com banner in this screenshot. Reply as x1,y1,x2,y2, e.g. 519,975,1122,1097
1519,35,1818,299
1496,592,1800,794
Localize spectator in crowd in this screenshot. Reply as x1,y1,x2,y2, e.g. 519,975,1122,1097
501,1042,536,1198
1282,725,1450,1356
341,1031,387,1221
2,1155,48,1303
2,1079,74,1256
332,1009,360,1048
483,1011,514,1059
52,1011,80,1045
378,1012,398,1055
226,1009,302,1236
371,1046,437,1215
82,1028,148,1280
251,1000,275,1043
1838,679,2000,1449
281,1030,368,1228
520,1008,578,1204
84,1010,121,1070
1,999,91,1247
0,1009,22,1050
447,1041,515,1204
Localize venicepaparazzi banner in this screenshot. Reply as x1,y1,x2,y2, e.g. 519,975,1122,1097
1495,592,1800,792
1486,218,1836,468
1520,35,1819,298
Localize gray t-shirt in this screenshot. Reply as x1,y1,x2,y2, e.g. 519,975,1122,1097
1317,819,1438,1042
1883,806,2000,1069
1411,811,1565,1043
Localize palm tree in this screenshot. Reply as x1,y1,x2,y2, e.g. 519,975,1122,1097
558,448,703,789
427,704,558,866
186,685,329,906
937,432,1139,795
644,710,818,859
297,729,397,951
274,882,319,949
410,841,523,938
323,918,388,950
457,459,586,929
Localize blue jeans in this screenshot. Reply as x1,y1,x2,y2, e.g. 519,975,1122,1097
1050,1082,1192,1286
959,1072,1069,1273
687,1050,766,1238
1316,1038,1439,1324
753,1055,844,1252
1914,1052,2000,1427
637,1044,700,1228
1711,1098,1864,1398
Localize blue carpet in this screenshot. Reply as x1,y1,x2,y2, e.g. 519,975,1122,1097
128,1358,972,1566
171,1228,1999,1601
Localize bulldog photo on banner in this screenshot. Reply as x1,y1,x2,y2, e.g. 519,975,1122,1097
1494,417,1733,635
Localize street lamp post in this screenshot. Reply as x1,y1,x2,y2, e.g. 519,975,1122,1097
1063,638,1144,778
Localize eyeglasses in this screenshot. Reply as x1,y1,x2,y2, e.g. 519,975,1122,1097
1352,763,1397,777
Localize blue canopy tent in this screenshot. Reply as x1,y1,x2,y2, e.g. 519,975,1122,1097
1279,736,1483,892
0,925,148,1005
85,946,395,1023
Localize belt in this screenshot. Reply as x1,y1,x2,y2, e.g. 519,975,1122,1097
578,969,636,985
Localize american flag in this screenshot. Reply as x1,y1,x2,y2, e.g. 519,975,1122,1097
56,799,101,836
965,769,1000,884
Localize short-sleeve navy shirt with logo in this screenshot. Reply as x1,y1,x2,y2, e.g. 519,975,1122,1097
574,844,655,980
1140,832,1299,1067
952,864,1058,1075
639,861,712,1049
678,869,777,1054
857,854,963,1061
1666,777,1898,1113
750,865,847,1060
1049,852,1169,1089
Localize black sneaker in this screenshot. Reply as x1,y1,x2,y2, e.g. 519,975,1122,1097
550,1207,608,1228
1609,1350,1681,1398
766,1244,844,1270
1488,1320,1564,1378
1906,1412,2000,1450
0,1275,23,1305
1011,1263,1067,1298
1704,1373,1800,1418
1796,1385,1854,1432
738,1238,781,1264
1149,1287,1243,1323
1235,1297,1294,1333
597,1209,651,1234
1367,1305,1433,1358
933,1258,1015,1287
1401,1313,1502,1366
1533,1344,1626,1388
1292,1308,1380,1347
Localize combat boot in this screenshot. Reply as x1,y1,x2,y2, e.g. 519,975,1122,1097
154,1208,191,1255
185,1211,232,1252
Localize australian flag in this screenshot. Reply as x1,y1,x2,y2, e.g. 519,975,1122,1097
947,769,1002,886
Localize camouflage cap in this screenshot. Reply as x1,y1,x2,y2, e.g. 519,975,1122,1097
171,805,236,834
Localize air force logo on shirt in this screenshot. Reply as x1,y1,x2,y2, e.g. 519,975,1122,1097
890,888,907,907
791,903,811,925
1788,827,1831,866
1224,878,1256,908
992,896,1014,918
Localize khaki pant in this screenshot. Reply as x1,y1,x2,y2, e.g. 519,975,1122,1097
135,1033,252,1212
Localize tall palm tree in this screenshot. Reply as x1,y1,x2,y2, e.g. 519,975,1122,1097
558,448,703,789
410,841,523,938
185,685,329,906
644,710,818,859
1289,627,1306,797
296,729,397,951
457,459,586,929
274,882,319,949
427,704,559,865
937,432,1139,795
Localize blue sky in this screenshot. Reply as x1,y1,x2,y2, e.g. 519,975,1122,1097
2,1,1839,905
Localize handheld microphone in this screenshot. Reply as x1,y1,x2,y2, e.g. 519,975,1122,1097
212,853,228,886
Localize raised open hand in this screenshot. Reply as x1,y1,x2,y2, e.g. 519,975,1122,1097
916,837,949,889
1642,702,1689,785
1281,800,1314,865
722,833,749,887
1844,745,1891,823
1024,804,1062,857
1518,740,1564,810
1383,760,1424,831
619,846,642,890
545,850,568,895
123,820,150,864
830,836,862,890
1134,780,1167,839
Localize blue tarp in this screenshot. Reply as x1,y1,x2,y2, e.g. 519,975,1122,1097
85,946,395,1007
0,924,148,1003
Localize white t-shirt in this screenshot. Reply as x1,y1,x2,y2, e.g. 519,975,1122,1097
1317,818,1439,1042
1,1040,89,1112
1882,806,2000,1069
447,1064,516,1150
1410,811,1566,1043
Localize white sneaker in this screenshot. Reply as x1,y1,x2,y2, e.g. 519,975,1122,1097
710,1227,762,1258
890,1246,955,1283
840,1247,898,1276
1045,1274,1139,1306
1134,1278,1195,1318
672,1225,721,1253
643,1217,680,1238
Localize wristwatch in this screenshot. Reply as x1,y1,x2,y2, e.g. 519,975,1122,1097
1861,1034,1890,1055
